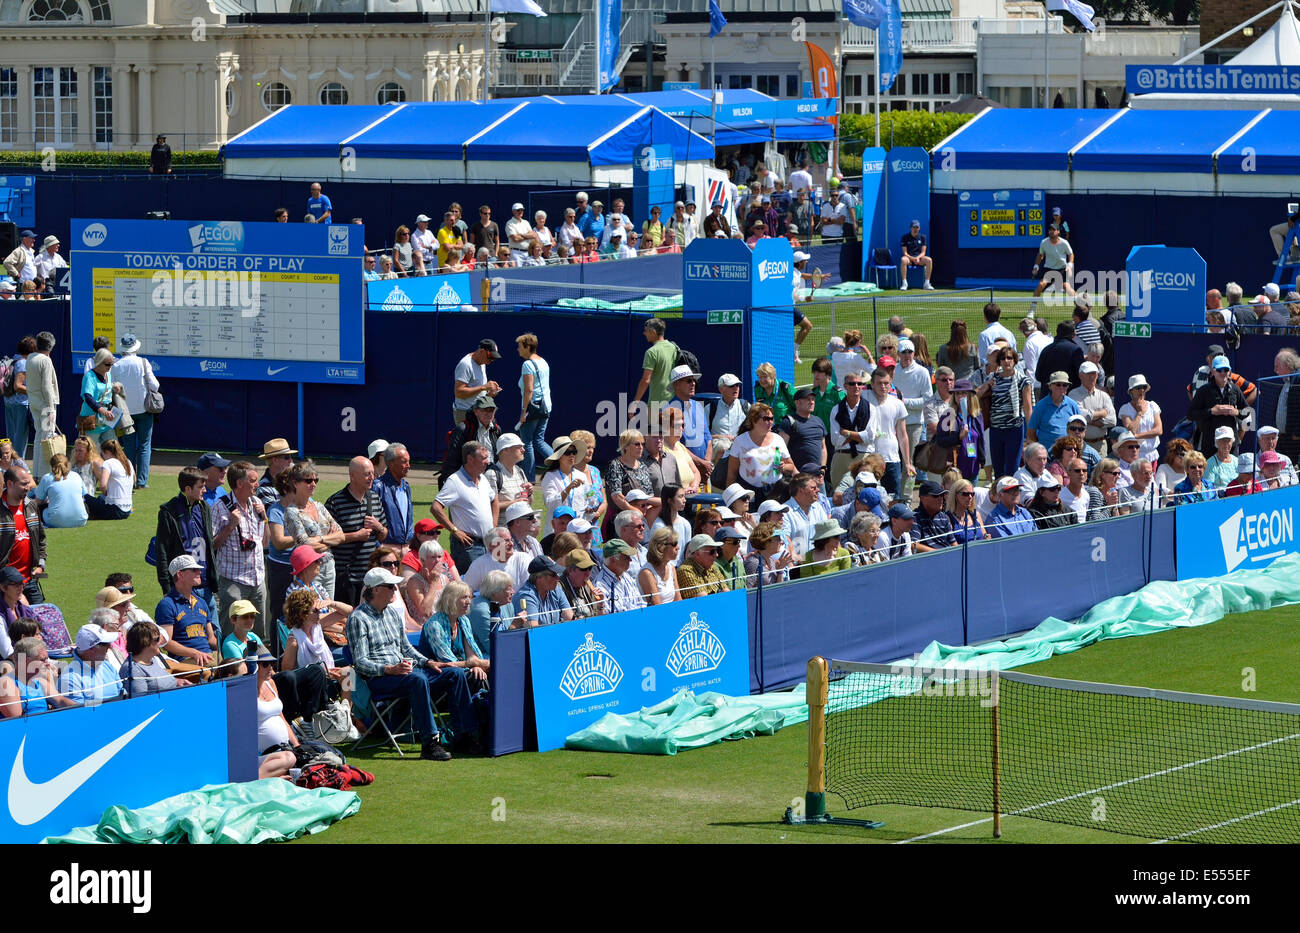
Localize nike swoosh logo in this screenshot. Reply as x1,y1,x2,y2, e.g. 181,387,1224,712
267,366,289,376
8,711,160,826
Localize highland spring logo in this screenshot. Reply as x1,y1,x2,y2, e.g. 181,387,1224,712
559,633,624,701
1219,504,1294,573
665,612,725,677
433,280,463,307
381,285,414,313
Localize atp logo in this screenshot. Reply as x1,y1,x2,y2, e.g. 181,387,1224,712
1219,505,1294,573
381,285,413,313
559,633,623,701
433,280,462,307
665,612,725,677
327,225,349,255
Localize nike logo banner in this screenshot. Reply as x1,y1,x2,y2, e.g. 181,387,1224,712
0,679,238,842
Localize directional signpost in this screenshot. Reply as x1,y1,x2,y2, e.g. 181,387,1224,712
1112,322,1152,338
707,309,743,325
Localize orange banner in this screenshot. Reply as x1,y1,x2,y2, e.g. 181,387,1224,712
804,41,839,127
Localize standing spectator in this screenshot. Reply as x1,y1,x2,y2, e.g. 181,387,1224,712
324,456,387,608
487,433,532,525
754,362,795,425
894,339,933,459
2,229,36,283
641,206,665,249
709,372,750,473
256,438,296,507
281,460,343,599
196,452,232,510
703,201,731,238
33,236,67,283
977,302,1017,368
4,336,34,464
435,211,464,270
470,205,500,256
110,333,160,488
579,200,606,243
1257,348,1300,464
432,440,496,574
452,338,502,426
1188,354,1248,456
149,134,172,174
411,214,436,267
0,465,44,604
211,460,269,636
1035,321,1086,391
630,318,678,412
307,182,332,223
392,225,425,277
155,466,216,599
374,442,414,553
516,332,553,479
828,372,871,489
983,344,1037,477
1027,371,1084,453
669,201,697,247
937,320,979,384
441,397,501,487
665,364,713,483
863,367,913,497
1068,362,1116,455
789,159,813,196
1071,297,1103,354
1118,374,1163,464
779,388,827,474
505,202,536,262
1020,317,1052,399
604,431,654,528
78,348,119,449
572,191,593,228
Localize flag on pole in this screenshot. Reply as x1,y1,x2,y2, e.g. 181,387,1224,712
491,0,547,14
1046,0,1096,31
843,0,885,29
878,0,903,93
804,41,839,127
597,0,622,91
708,0,727,38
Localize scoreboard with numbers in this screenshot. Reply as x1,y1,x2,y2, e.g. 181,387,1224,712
956,189,1048,248
70,218,365,384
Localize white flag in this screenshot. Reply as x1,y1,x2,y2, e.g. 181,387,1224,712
492,0,547,15
1046,0,1096,31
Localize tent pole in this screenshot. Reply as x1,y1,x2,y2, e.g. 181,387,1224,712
873,44,880,147
1044,5,1049,109
710,36,717,146
1176,0,1289,63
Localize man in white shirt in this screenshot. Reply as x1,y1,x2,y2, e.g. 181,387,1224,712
892,338,933,461
1032,224,1075,305
1067,361,1116,455
2,229,36,283
606,231,637,259
875,503,915,560
33,235,67,283
1013,443,1050,505
788,160,814,197
863,366,913,497
977,301,1018,367
828,371,871,489
819,197,848,239
504,202,536,261
710,373,748,468
462,526,533,591
411,214,437,267
784,473,829,560
430,440,496,573
451,338,502,425
1020,316,1053,399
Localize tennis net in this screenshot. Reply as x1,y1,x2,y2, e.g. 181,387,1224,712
799,657,1300,843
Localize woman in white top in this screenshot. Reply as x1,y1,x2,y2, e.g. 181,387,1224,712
86,436,133,520
254,652,299,779
72,434,101,495
1117,374,1163,464
650,483,692,563
726,402,796,497
282,588,353,702
541,435,589,527
830,329,875,388
638,526,680,605
558,209,582,251
533,211,553,250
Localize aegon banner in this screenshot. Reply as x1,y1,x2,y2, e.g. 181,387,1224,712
1125,245,1206,326
365,273,473,312
633,144,676,236
886,146,931,265
1127,64,1300,96
527,589,749,751
1175,485,1300,580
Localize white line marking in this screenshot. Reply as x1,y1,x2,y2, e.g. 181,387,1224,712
1152,797,1300,844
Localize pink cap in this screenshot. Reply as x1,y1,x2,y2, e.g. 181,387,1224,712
290,545,324,576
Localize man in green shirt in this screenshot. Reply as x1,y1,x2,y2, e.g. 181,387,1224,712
631,317,678,413
811,357,845,462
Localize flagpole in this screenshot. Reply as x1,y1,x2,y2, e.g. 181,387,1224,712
710,36,717,145
874,44,880,148
484,0,491,103
1044,5,1049,108
594,0,601,95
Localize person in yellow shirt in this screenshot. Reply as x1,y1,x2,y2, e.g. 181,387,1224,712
640,205,665,251
437,211,465,270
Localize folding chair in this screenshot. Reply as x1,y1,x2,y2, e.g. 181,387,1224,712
29,603,73,659
352,674,449,757
869,247,898,289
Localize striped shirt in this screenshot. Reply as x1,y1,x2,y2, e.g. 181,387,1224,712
346,599,428,679
325,483,386,587
1073,316,1102,351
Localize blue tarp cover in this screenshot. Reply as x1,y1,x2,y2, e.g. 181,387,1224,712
224,105,392,157
346,101,522,159
1215,110,1300,175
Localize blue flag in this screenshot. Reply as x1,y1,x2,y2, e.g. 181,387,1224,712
878,0,903,93
708,0,727,38
597,0,622,91
843,0,885,29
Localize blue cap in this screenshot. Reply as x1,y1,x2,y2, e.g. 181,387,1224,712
1212,355,1231,371
19,229,35,239
910,219,920,227
857,487,882,507
552,506,578,520
1051,207,1062,215
888,503,914,521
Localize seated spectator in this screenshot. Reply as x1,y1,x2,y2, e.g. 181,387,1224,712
85,437,134,520
0,566,36,656
220,599,270,668
465,526,533,593
252,651,300,780
744,521,793,583
418,583,489,688
985,478,1036,537
156,555,218,667
1027,474,1076,529
1256,427,1298,485
875,503,918,558
1156,438,1193,502
122,621,189,697
0,636,77,715
559,548,607,618
1223,453,1264,497
72,434,102,495
590,537,646,612
1120,458,1159,511
60,614,125,705
1091,457,1127,517
722,483,757,538
1260,450,1293,488
469,570,519,656
512,555,573,625
1013,443,1050,504
401,539,453,628
801,520,851,577
1173,451,1217,503
287,545,351,638
281,588,353,703
638,526,680,605
946,479,986,542
913,480,956,549
832,481,886,533
713,526,746,589
676,534,726,598
1206,426,1239,488
843,513,884,565
1060,457,1101,521
377,255,398,279
30,453,87,527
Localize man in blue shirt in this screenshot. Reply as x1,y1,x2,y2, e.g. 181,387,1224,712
363,253,380,281
512,556,573,625
60,620,124,705
986,478,1037,538
1027,371,1083,452
156,555,218,665
374,442,414,552
664,364,713,483
307,182,332,223
579,200,606,242
898,220,934,290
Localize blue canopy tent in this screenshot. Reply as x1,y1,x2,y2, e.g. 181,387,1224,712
222,104,396,180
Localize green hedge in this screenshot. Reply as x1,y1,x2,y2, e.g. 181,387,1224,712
837,111,973,174
0,150,220,168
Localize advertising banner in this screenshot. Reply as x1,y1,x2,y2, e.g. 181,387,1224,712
528,589,749,751
365,273,473,312
70,218,365,384
886,146,931,260
1175,485,1300,580
1127,64,1300,96
1125,245,1207,326
856,146,886,279
597,0,622,92
633,144,676,233
682,237,753,313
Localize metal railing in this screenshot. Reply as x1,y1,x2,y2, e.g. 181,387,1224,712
843,17,1065,52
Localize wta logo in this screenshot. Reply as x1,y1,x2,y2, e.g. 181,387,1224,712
81,223,108,247
665,613,725,677
559,633,623,701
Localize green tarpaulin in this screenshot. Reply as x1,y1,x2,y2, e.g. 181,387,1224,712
550,279,881,313
564,554,1300,754
45,779,360,844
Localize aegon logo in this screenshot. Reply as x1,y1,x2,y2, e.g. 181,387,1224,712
198,360,229,373
188,222,244,254
1219,506,1294,572
891,160,925,172
81,223,108,247
1149,271,1196,288
756,259,789,282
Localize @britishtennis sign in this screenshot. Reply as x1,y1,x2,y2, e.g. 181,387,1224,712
526,589,749,751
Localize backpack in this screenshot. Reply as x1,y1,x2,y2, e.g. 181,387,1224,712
674,346,701,376
0,356,16,398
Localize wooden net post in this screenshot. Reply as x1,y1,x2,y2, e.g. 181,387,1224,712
806,655,829,820
991,668,1002,839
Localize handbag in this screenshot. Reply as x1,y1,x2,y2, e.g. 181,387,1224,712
306,698,359,745
40,430,66,463
143,359,164,413
914,439,956,475
76,414,97,434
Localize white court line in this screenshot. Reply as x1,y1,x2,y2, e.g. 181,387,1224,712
1153,798,1300,844
895,731,1300,844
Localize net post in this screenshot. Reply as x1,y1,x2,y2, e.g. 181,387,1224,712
991,668,1002,839
805,655,829,820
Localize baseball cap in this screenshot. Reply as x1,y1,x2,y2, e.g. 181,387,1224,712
917,480,945,498
717,373,741,388
1048,371,1070,386
75,623,118,653
472,394,498,410
228,599,260,618
363,567,403,588
1115,430,1140,448
168,554,201,575
669,364,701,383
714,526,745,541
995,477,1021,494
1212,355,1231,371
1207,344,1226,357
511,202,524,211
856,487,884,509
290,544,328,576
625,489,652,503
196,452,230,471
1067,413,1088,426
415,213,431,223
1237,453,1256,474
722,483,752,507
793,250,811,263
503,501,541,524
856,471,879,487
898,338,915,353
568,518,593,534
602,538,636,558
479,338,501,359
1264,282,1281,299
792,387,814,401
564,549,595,570
878,356,897,368
551,505,578,521
1037,473,1061,489
495,433,524,454
1052,207,1062,216
887,503,914,520
527,555,563,576
800,462,825,475
1214,426,1235,442
1079,361,1099,375
368,439,389,459
910,219,921,227
413,518,443,535
756,500,790,517
685,534,722,556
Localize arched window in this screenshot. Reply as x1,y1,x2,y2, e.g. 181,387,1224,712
27,0,83,21
261,81,291,113
224,79,238,117
319,82,348,105
376,81,405,105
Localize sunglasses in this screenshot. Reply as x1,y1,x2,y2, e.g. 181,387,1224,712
957,490,974,497
1069,425,1086,432
759,415,775,422
117,585,134,593
379,560,399,568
